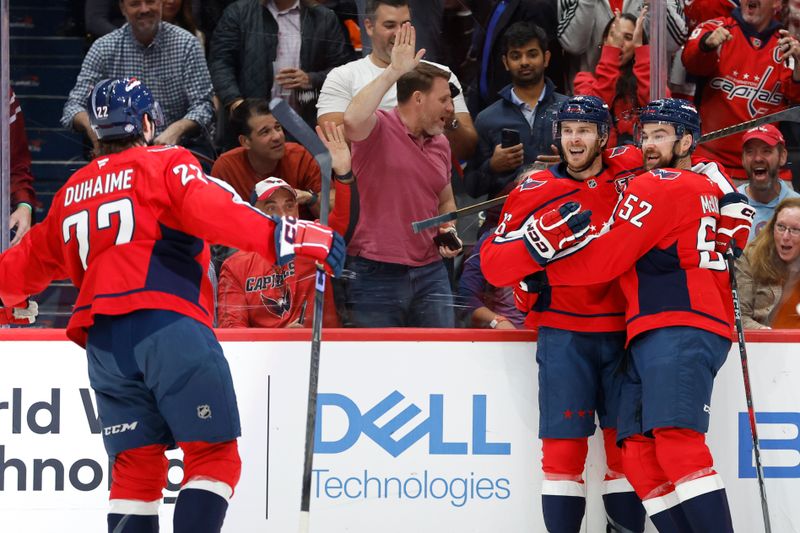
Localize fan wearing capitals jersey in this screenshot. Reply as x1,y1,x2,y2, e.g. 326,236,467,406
481,96,647,533
543,99,753,532
0,78,345,533
682,0,800,180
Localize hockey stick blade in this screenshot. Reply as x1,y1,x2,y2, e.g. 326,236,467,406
269,98,332,224
411,106,800,233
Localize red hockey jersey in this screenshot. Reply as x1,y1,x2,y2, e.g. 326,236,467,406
0,145,282,346
480,145,643,332
217,253,340,328
682,12,800,179
546,167,735,341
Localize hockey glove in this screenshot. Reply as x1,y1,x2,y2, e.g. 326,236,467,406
519,202,592,265
514,271,549,313
0,300,38,325
273,216,346,277
715,192,754,258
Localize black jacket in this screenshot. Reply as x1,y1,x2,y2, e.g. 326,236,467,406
209,0,350,125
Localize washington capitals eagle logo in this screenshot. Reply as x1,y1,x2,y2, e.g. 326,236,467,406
260,285,292,318
519,177,546,191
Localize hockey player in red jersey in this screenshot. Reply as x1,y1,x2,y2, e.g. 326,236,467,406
682,0,800,180
0,78,345,533
481,96,647,533
542,99,753,532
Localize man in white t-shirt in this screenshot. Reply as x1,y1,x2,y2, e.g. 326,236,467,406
317,0,477,160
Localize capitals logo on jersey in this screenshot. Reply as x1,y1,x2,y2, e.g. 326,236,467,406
260,284,292,318
708,65,783,118
518,175,547,192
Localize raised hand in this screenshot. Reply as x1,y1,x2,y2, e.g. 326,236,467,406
633,4,648,47
316,122,351,176
605,10,623,48
389,22,426,77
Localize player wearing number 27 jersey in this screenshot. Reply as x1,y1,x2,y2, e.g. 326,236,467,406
0,143,290,346
0,78,345,533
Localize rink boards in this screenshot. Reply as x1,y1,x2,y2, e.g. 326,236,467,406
0,328,798,533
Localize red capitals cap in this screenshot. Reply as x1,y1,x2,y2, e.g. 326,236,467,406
742,124,785,147
255,177,296,201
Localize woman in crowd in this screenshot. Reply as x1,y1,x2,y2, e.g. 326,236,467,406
573,7,663,146
736,198,800,329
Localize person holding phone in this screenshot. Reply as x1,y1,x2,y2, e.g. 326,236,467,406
464,21,567,229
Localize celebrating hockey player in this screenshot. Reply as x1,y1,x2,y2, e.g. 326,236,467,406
0,78,345,533
481,95,648,533
541,98,752,532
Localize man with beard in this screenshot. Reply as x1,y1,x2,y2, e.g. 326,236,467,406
539,99,751,532
683,0,800,181
342,22,462,327
738,123,800,241
465,21,567,210
481,95,648,533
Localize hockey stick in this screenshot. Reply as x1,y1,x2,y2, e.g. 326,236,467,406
411,105,800,233
727,253,772,533
268,98,331,533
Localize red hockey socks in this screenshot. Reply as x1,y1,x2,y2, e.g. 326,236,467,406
541,438,587,533
601,429,645,533
107,444,168,532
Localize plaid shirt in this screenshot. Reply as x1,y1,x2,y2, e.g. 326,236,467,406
62,22,214,135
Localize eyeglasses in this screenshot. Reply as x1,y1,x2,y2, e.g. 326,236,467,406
775,223,800,237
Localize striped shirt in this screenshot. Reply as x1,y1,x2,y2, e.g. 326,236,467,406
61,22,214,135
267,0,302,104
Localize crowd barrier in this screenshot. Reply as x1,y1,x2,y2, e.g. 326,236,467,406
1,328,798,532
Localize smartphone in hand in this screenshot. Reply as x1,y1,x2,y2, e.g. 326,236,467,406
501,128,521,148
433,231,462,251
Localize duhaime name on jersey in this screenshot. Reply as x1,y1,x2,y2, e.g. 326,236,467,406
312,391,514,507
63,168,133,206
0,387,184,496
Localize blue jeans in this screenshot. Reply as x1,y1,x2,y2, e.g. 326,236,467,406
345,256,454,327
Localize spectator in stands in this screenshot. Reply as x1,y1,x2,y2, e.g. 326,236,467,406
211,99,322,221
736,197,800,328
85,0,202,38
558,0,685,93
217,179,340,328
468,0,563,114
683,0,800,181
9,89,36,246
343,23,462,327
574,8,661,146
162,0,204,46
64,0,213,153
739,124,800,241
458,229,527,329
465,22,566,202
209,0,350,130
317,0,478,160
356,0,448,64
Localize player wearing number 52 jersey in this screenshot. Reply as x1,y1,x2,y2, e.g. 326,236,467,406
482,96,647,533
0,78,345,533
545,99,752,533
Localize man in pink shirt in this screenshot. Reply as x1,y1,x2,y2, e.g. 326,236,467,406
343,22,461,327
